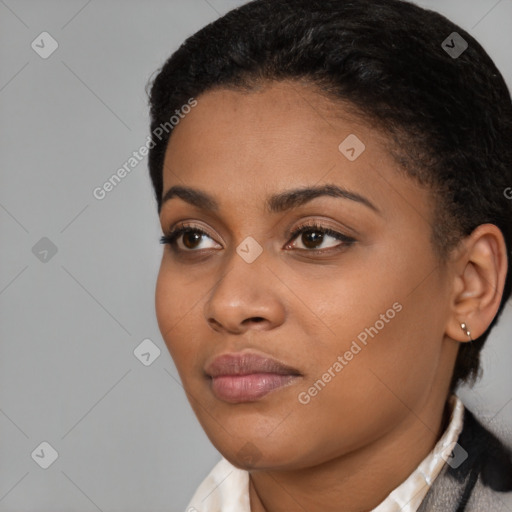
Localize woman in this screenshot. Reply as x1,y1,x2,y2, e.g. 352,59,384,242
147,0,512,510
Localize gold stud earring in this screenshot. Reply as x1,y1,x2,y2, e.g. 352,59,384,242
460,322,472,341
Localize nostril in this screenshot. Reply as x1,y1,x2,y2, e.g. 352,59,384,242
207,318,222,330
243,317,267,327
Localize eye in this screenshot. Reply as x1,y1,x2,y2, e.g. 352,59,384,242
160,221,356,254
160,224,220,252
285,222,356,252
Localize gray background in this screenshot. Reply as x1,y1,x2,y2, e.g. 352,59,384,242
0,0,511,510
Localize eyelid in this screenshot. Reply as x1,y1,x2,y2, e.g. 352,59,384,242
288,219,354,238
283,214,360,239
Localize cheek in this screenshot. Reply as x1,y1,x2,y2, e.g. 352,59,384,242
155,263,176,341
307,244,444,396
284,289,444,464
155,260,203,365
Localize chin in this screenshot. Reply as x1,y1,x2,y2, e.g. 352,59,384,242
207,428,313,472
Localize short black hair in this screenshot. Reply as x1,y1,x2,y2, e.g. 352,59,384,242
147,0,512,391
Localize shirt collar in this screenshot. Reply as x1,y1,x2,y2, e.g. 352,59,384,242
371,393,465,512
185,394,465,512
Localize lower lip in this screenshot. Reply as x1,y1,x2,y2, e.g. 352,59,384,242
210,373,300,403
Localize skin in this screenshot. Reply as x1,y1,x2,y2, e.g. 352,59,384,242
154,80,507,512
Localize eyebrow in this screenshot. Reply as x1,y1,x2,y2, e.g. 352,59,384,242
160,183,380,214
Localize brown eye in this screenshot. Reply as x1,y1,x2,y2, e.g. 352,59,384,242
182,230,204,249
300,229,325,249
160,226,221,252
287,223,355,251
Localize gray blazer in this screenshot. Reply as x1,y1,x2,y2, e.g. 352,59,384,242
418,407,512,512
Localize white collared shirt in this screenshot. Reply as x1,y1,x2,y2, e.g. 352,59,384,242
185,395,465,512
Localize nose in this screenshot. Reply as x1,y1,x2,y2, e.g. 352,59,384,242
204,249,286,335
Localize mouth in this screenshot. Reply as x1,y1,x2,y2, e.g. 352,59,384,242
204,351,302,403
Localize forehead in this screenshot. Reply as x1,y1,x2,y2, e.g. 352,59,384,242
166,81,379,155
161,81,431,222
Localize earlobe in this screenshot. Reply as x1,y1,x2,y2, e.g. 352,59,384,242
446,224,508,343
459,322,473,342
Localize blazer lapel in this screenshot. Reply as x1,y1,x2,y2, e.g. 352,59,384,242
417,407,512,512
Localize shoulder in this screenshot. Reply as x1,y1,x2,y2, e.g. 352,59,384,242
456,406,512,491
418,405,512,512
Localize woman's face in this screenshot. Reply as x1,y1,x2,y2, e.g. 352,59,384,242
155,81,458,470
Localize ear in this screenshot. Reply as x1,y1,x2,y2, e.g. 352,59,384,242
446,224,508,343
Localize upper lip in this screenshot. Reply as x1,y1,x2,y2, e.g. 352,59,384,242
205,351,301,377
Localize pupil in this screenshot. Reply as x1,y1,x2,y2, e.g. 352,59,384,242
184,231,202,249
303,230,323,248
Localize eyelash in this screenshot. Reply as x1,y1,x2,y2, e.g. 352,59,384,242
159,221,356,255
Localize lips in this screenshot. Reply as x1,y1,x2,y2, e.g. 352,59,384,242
205,352,301,377
204,352,302,403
